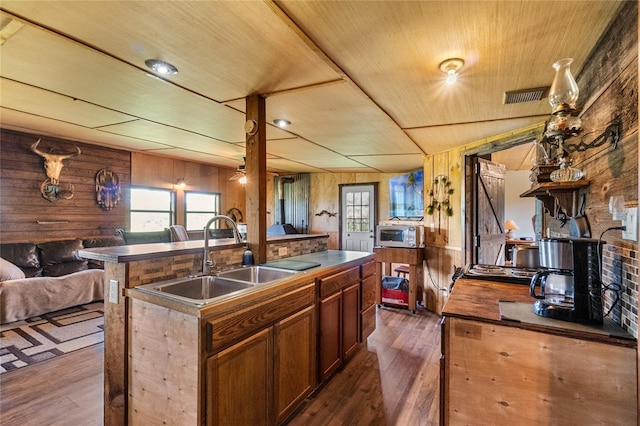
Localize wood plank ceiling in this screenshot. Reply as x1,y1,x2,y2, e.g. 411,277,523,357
0,1,624,173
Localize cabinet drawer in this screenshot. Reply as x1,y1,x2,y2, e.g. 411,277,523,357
361,274,377,309
207,283,315,355
361,260,376,278
319,266,360,299
361,304,376,341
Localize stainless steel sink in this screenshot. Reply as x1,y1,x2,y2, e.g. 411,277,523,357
135,266,300,305
136,276,255,305
216,265,299,283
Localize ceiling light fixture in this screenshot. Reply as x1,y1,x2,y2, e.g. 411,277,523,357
439,58,464,85
273,119,291,128
145,59,178,75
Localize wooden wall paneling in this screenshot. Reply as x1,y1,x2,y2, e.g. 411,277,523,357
0,129,129,243
542,2,638,248
447,148,463,249
129,299,200,425
431,152,450,246
423,156,435,245
131,152,174,189
310,173,343,249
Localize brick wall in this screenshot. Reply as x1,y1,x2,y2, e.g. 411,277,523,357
602,244,638,337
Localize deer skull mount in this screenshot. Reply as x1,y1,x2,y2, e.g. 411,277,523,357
30,139,81,202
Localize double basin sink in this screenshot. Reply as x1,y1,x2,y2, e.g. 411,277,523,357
136,266,300,305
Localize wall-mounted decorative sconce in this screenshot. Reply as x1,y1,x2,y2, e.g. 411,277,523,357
543,58,620,157
439,58,464,85
504,219,519,240
175,178,186,189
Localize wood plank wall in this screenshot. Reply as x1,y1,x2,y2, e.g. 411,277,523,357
131,152,249,228
546,0,638,247
0,129,130,243
309,172,396,249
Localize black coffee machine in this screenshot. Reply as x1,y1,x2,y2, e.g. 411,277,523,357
530,238,603,325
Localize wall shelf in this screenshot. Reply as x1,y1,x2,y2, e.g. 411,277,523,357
520,180,589,217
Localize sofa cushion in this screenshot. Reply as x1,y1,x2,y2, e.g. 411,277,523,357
0,243,42,277
82,235,125,269
43,261,89,277
38,239,87,277
0,257,26,281
0,269,105,324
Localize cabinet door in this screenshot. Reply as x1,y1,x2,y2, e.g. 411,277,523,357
319,291,341,382
207,328,273,426
274,306,316,424
342,282,360,359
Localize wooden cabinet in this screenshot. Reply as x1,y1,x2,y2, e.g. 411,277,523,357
274,306,316,424
318,266,361,382
341,282,360,360
208,306,317,426
441,279,637,425
206,284,316,425
319,291,341,380
360,260,377,341
207,328,273,426
442,316,636,425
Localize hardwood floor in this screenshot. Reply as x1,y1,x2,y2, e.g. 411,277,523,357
0,307,441,426
0,342,104,426
288,307,442,426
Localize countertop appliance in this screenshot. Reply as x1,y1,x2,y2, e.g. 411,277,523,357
511,245,539,269
461,264,538,285
375,223,424,248
530,237,603,324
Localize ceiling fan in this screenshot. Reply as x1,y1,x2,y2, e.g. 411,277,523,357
230,159,247,183
229,157,278,184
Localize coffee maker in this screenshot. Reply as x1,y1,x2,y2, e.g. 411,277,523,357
529,237,603,324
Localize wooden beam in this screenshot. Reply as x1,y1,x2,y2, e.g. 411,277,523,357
245,95,267,264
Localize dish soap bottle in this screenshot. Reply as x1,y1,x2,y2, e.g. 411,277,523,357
242,248,254,266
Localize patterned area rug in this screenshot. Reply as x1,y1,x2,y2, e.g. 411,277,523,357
0,302,104,373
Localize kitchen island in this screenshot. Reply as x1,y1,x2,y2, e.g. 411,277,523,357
79,237,375,426
441,278,637,425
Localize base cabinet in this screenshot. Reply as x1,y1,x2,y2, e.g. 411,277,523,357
207,328,273,426
442,316,637,425
274,306,316,424
208,305,316,426
318,266,361,383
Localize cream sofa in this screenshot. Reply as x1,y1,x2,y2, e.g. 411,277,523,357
0,236,123,324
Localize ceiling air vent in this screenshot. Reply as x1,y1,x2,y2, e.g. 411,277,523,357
503,86,549,104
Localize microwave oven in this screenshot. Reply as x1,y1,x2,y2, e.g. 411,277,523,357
376,224,424,248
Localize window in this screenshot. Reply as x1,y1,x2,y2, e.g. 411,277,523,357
346,190,370,232
185,191,221,231
130,187,175,231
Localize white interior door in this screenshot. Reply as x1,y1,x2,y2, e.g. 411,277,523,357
340,184,376,251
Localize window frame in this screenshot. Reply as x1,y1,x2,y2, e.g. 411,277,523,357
184,190,221,231
129,185,176,232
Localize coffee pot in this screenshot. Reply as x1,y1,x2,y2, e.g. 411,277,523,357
530,238,603,324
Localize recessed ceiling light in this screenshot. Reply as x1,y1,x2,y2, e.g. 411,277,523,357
273,119,291,128
145,59,178,75
439,58,464,85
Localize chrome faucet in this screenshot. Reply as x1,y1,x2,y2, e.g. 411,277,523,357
202,215,243,275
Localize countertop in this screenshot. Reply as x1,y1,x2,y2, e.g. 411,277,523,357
444,277,636,348
78,233,329,263
127,250,375,318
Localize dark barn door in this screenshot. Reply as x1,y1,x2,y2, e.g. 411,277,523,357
474,158,506,265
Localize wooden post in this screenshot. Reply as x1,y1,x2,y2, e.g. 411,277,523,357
245,95,267,264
